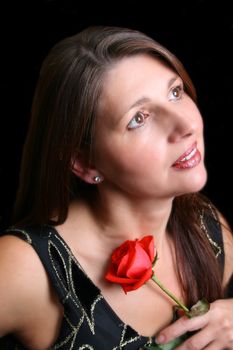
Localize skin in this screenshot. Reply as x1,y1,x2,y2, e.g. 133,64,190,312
1,54,233,349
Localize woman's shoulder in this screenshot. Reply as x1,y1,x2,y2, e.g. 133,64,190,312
0,233,45,293
0,233,63,348
0,234,45,329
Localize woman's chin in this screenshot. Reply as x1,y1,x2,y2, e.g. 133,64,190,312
177,168,208,196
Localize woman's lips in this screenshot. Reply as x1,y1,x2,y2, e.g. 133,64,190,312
172,143,201,169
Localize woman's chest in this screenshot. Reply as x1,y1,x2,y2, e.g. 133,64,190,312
72,234,184,338
100,272,184,337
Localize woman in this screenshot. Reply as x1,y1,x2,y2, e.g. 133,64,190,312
0,26,232,350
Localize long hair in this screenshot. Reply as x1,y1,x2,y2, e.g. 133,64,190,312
12,26,223,306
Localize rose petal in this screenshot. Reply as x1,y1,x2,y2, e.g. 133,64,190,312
139,235,155,262
105,272,138,284
111,241,130,264
115,241,134,275
126,243,152,278
123,268,153,293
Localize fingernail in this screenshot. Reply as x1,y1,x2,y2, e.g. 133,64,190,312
156,334,165,344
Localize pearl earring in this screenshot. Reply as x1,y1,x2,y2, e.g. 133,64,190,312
93,175,103,183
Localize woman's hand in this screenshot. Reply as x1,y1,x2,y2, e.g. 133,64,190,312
156,299,233,349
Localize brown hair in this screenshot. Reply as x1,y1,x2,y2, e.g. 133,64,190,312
13,26,223,306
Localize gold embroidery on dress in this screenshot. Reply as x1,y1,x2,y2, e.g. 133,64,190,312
48,240,70,292
50,232,104,334
67,249,104,334
112,324,142,349
48,233,104,338
47,239,86,349
6,227,32,244
199,205,222,258
52,313,85,349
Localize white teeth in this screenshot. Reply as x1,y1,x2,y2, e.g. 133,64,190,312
180,147,197,162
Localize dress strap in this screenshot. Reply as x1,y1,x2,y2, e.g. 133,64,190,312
199,203,225,274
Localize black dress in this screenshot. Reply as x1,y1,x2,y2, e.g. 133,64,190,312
0,210,231,350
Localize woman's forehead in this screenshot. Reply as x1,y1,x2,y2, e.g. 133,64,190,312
99,54,177,116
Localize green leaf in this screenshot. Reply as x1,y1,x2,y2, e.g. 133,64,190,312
186,298,210,318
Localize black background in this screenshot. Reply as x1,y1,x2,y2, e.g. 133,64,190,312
1,0,233,231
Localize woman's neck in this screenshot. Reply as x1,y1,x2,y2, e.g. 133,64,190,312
80,189,174,249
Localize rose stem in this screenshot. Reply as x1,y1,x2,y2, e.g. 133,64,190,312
151,274,189,313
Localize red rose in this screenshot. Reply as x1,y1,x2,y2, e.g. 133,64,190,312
105,235,206,333
105,235,155,293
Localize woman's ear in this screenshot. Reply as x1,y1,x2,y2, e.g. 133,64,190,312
71,154,104,184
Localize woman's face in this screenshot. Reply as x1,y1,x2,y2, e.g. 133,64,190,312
93,54,207,200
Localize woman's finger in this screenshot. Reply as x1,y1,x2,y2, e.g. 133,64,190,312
156,313,209,344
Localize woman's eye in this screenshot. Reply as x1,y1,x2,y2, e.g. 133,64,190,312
127,112,148,130
169,84,184,101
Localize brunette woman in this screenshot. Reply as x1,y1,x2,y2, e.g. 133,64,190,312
0,26,233,349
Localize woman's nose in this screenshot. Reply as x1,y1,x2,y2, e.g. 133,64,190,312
167,111,198,143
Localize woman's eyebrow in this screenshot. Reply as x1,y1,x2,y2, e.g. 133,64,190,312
168,75,179,89
127,75,179,112
128,97,151,111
